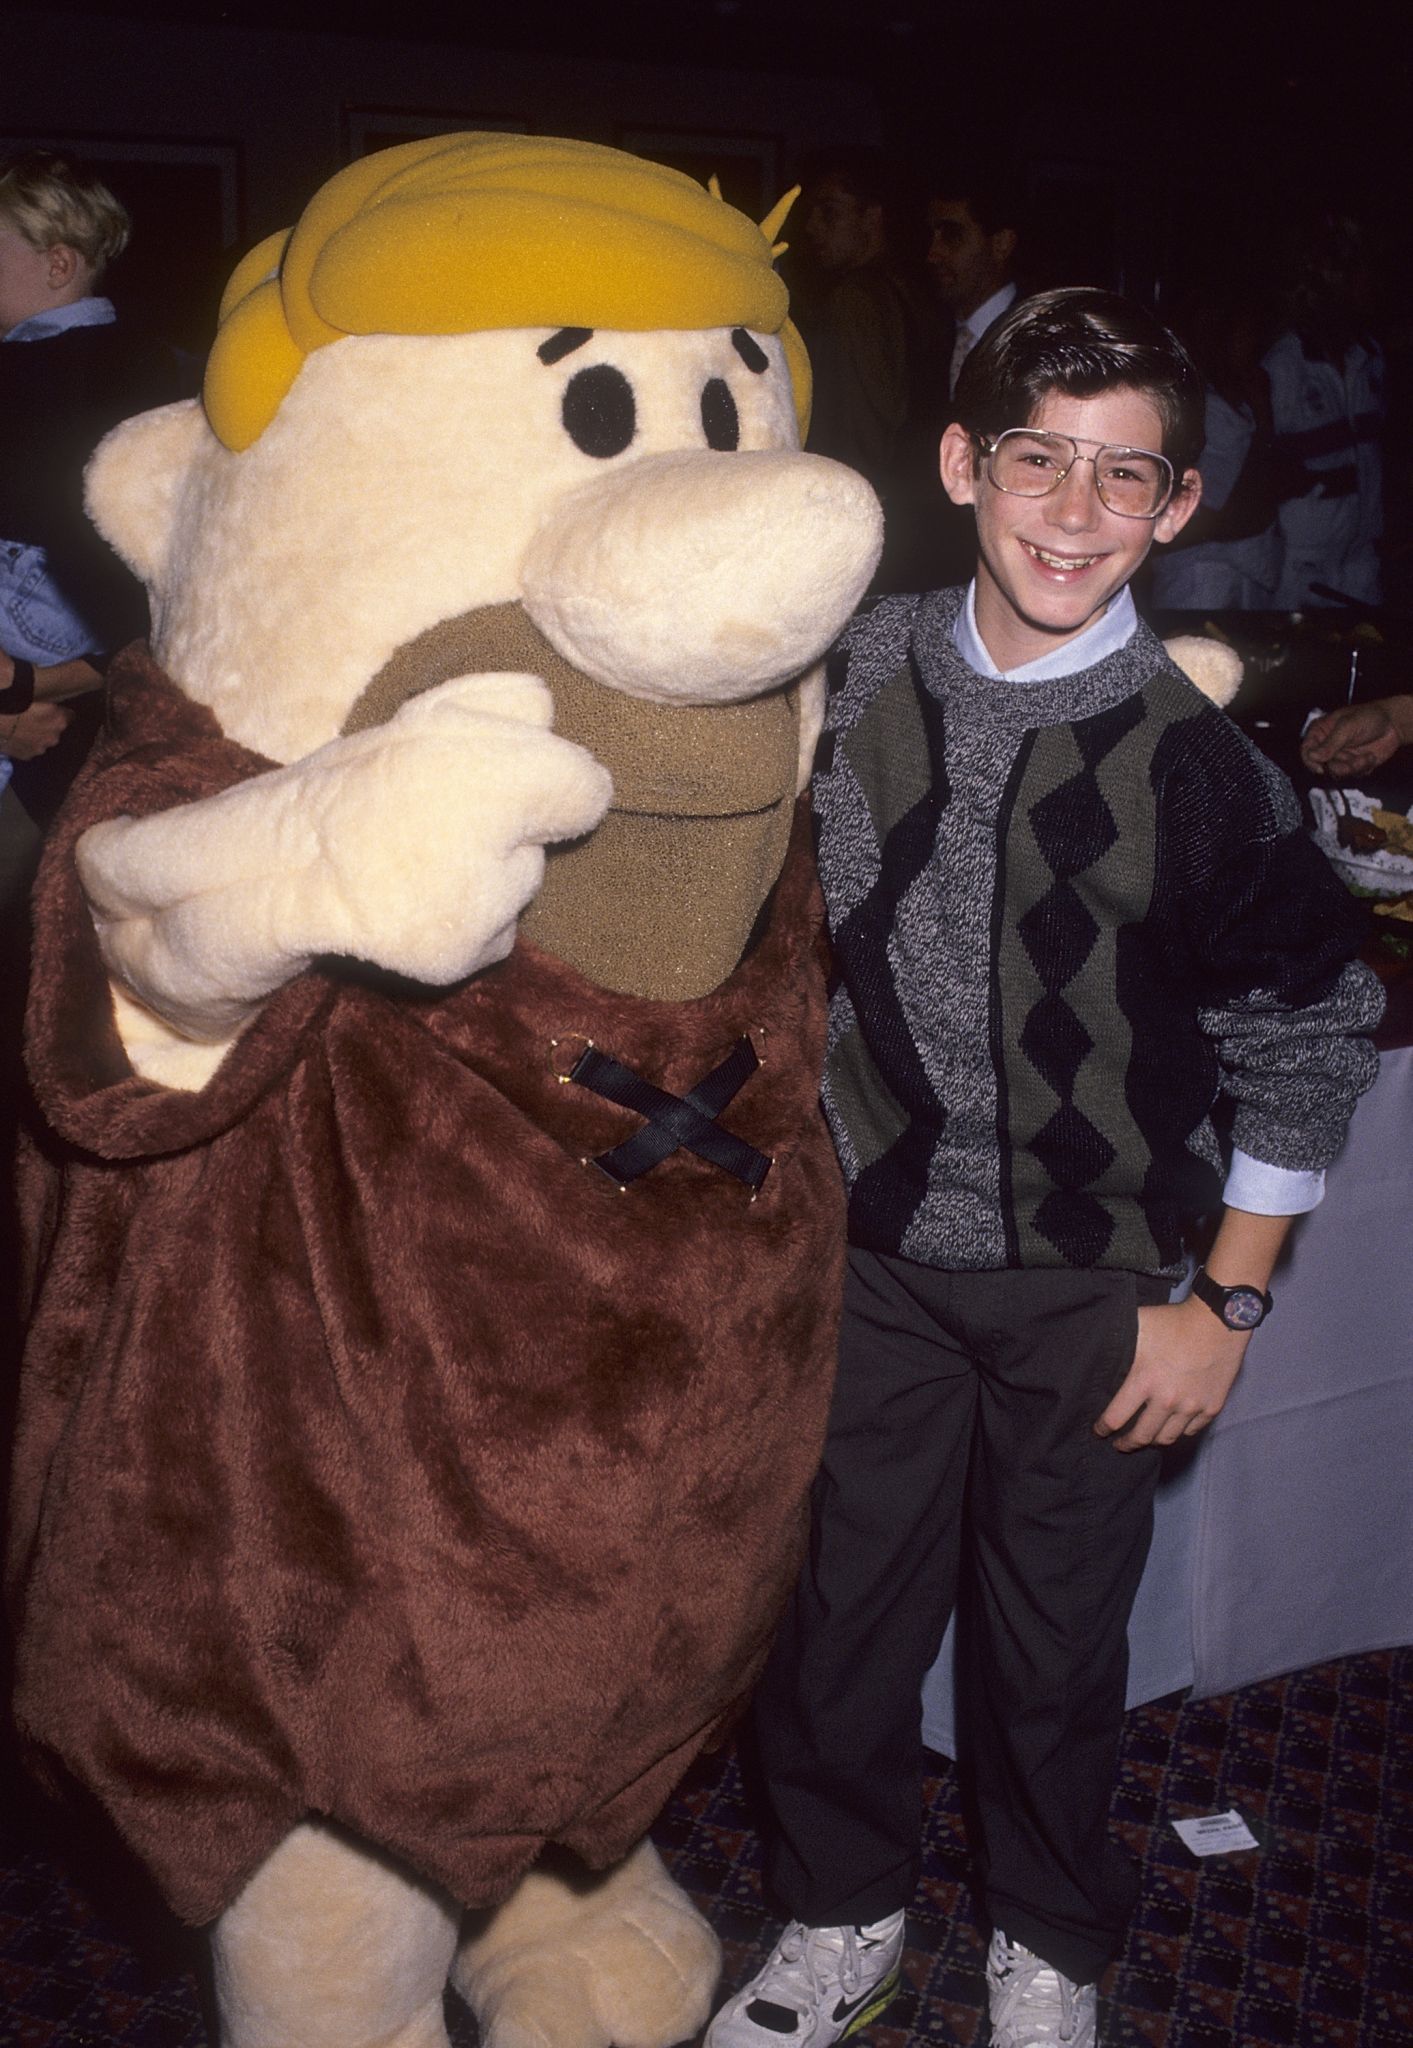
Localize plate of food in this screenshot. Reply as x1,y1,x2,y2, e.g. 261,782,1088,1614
1308,785,1413,896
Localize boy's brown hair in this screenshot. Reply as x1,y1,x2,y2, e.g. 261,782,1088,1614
954,285,1205,475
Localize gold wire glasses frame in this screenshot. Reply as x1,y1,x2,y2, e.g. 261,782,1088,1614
976,429,1176,520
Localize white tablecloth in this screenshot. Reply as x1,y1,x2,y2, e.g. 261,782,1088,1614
921,1043,1413,1753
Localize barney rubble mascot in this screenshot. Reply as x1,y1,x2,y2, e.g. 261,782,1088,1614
7,137,883,2048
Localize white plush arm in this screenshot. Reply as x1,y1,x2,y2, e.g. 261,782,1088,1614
77,672,612,1045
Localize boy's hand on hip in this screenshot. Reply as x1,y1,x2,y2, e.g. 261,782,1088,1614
1094,1297,1248,1451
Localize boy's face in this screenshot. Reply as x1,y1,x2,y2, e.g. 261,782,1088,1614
939,385,1200,672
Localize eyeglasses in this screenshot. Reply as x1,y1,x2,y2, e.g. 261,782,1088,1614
976,428,1176,519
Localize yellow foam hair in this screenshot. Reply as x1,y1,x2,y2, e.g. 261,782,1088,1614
217,228,290,324
206,134,805,450
779,317,812,442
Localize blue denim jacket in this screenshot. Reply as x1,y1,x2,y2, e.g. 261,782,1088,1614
1,297,117,793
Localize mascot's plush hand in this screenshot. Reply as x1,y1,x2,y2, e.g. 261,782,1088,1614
77,670,610,1040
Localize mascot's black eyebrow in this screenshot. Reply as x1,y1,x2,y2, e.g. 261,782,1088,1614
732,330,769,373
538,328,769,373
538,328,594,365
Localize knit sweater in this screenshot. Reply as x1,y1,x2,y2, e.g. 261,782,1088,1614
815,588,1382,1274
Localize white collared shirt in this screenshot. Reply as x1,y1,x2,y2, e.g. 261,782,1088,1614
953,579,1139,683
4,295,116,345
948,281,1018,395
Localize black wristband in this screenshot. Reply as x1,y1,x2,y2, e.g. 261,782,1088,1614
0,657,36,715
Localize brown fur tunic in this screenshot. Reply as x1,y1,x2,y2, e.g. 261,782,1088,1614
9,648,845,1925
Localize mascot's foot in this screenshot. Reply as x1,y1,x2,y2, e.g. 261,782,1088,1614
452,1839,721,2048
211,1820,460,2048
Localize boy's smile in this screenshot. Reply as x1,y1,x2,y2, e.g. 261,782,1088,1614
940,387,1201,672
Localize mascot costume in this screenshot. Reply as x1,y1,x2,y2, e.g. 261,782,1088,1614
7,134,886,2048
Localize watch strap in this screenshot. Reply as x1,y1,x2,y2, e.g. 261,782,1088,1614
1191,1266,1273,1329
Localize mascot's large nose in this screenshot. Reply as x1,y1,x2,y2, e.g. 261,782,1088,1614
519,449,883,706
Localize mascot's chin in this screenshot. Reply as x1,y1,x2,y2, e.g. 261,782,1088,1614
9,131,883,2048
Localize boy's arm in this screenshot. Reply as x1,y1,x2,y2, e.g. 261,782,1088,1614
1094,714,1385,1453
1094,1206,1292,1452
1094,881,1381,1455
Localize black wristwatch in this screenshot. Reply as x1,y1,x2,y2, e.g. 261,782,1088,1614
1191,1267,1273,1332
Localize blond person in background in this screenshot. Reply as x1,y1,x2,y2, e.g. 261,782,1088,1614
0,150,176,903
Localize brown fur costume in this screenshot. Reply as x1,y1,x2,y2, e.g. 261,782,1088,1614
9,647,844,1924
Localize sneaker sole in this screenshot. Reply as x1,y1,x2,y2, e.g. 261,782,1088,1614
836,1965,902,2041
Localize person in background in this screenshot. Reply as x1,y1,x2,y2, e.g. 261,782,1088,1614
926,171,1023,401
1149,283,1295,611
0,150,177,907
1301,694,1413,778
793,148,944,592
0,149,180,1325
924,168,1024,586
797,150,924,492
1263,208,1385,611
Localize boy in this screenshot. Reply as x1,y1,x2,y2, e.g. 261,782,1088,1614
707,289,1381,2048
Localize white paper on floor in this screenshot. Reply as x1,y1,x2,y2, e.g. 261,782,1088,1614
1171,1809,1260,1857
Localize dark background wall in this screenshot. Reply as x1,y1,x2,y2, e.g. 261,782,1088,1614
8,1,1411,349
7,4,885,352
7,0,1413,595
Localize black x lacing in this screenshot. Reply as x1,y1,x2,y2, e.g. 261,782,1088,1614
564,1037,772,1192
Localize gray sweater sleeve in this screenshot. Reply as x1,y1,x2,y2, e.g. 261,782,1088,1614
1198,963,1383,1172
1176,736,1383,1172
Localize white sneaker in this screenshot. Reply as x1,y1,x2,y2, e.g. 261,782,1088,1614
986,1929,1097,2047
705,1912,905,2048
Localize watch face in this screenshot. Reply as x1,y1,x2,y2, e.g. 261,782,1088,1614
1222,1287,1267,1330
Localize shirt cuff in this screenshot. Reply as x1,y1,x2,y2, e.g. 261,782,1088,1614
1222,1148,1325,1215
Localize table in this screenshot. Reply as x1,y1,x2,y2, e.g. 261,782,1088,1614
921,1043,1413,1753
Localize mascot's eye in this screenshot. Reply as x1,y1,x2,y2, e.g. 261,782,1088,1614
700,378,740,452
562,364,637,459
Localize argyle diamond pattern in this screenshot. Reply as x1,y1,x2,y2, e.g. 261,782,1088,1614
1028,767,1120,881
1016,883,1100,995
1032,1186,1117,1268
1019,993,1093,1098
1030,1100,1118,1188
1008,719,1139,1265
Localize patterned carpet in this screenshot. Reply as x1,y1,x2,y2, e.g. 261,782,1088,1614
2,1649,1410,2047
